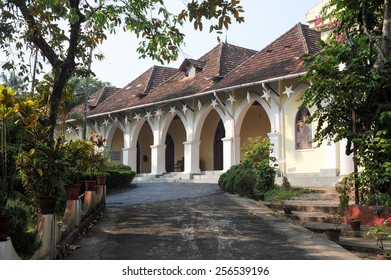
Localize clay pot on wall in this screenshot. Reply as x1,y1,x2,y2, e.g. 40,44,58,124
324,229,341,242
0,215,12,241
38,196,57,214
64,184,81,200
84,180,97,191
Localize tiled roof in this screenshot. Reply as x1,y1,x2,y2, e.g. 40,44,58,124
129,43,257,107
69,86,120,117
210,23,321,91
88,66,178,115
78,23,321,118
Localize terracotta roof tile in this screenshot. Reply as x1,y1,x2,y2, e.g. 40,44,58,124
69,86,120,117
73,23,321,118
89,66,178,115
133,43,257,106
210,23,321,91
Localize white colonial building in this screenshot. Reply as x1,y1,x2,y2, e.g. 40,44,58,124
66,2,353,186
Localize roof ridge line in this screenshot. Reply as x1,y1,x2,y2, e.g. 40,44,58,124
297,23,310,55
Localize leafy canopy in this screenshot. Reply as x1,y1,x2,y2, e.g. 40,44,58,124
0,0,245,134
302,0,391,197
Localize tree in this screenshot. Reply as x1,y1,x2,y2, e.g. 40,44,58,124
0,71,28,94
0,0,244,137
302,0,391,203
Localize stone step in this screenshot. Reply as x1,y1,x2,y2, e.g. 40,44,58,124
267,202,340,213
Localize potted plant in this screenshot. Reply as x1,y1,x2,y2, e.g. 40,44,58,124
322,206,347,242
90,132,109,185
334,175,354,207
0,85,18,240
64,139,95,199
367,217,391,259
16,123,68,214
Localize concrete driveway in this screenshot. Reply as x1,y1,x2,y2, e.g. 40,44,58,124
64,182,359,260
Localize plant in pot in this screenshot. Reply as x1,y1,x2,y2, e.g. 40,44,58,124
0,85,18,241
90,132,109,185
322,206,347,243
16,123,68,214
64,139,95,200
367,217,391,259
334,175,354,207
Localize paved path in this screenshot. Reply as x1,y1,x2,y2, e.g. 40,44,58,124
64,183,359,260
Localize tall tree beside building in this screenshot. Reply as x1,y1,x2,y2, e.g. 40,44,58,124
0,0,244,137
303,0,391,201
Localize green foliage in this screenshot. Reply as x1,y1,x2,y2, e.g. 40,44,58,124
264,186,313,202
302,0,391,198
64,139,95,184
105,163,136,190
281,176,291,189
218,164,258,196
4,199,41,259
0,0,245,132
219,137,277,196
16,123,68,200
335,175,354,197
242,136,277,193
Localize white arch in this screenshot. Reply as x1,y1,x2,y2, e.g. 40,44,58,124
235,92,272,136
194,102,227,141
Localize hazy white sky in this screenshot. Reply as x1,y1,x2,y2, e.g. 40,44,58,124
92,0,322,88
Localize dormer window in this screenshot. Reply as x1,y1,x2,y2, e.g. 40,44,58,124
179,58,205,77
186,64,197,77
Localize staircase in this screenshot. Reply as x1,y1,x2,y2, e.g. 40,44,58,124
265,187,388,255
132,171,222,184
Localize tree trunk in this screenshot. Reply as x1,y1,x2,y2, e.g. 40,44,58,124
377,0,391,67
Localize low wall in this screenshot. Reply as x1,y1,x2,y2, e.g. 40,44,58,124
347,205,391,226
0,185,106,260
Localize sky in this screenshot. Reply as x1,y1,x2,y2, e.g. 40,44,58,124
92,0,323,88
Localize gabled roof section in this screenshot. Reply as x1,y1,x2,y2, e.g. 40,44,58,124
179,59,206,72
88,86,120,108
69,86,119,116
88,66,178,115
132,43,257,106
210,23,321,91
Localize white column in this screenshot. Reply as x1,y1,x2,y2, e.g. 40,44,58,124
233,136,241,165
339,139,354,175
122,147,137,171
222,137,235,171
268,132,282,174
267,132,280,161
183,140,201,173
151,144,166,175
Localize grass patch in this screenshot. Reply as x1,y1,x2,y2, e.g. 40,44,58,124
264,186,314,201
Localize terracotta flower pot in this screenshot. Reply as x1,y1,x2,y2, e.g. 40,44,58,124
0,215,12,241
85,180,97,191
38,196,57,214
350,219,361,231
324,229,341,242
64,184,81,200
96,175,107,185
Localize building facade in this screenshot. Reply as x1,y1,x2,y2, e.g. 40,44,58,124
66,4,354,186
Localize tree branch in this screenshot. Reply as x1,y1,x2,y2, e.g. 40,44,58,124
9,0,63,69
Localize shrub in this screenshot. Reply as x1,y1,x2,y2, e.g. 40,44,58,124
218,164,258,196
106,163,136,190
4,199,41,259
254,162,276,193
219,137,277,196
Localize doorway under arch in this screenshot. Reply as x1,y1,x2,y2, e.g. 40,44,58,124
239,101,271,160
200,110,225,171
